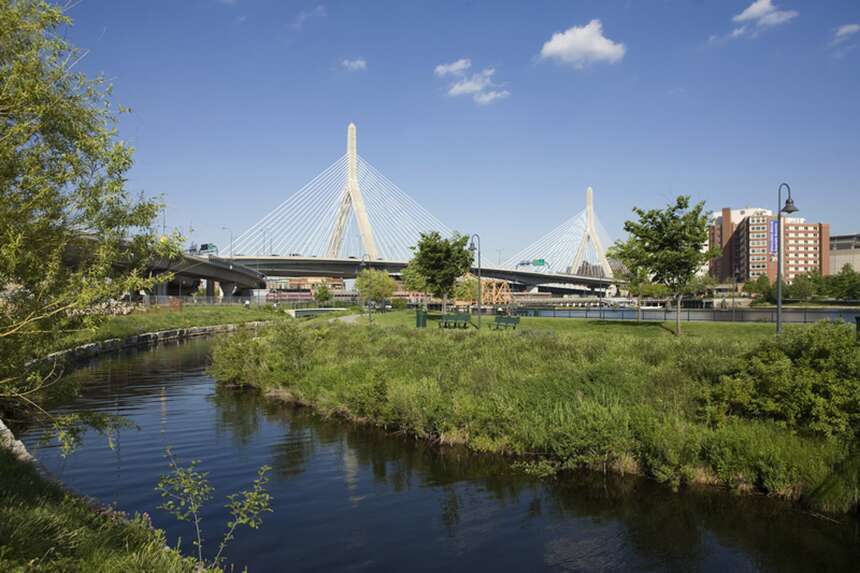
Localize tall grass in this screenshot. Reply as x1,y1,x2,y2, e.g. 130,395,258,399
211,320,859,513
0,449,214,572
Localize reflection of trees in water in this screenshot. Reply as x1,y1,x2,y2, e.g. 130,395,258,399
264,406,318,481
536,473,860,573
249,395,860,572
208,386,263,447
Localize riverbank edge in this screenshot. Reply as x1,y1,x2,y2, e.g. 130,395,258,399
254,385,732,499
0,320,275,571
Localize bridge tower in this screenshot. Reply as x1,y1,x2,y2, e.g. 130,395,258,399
325,123,380,259
569,186,613,277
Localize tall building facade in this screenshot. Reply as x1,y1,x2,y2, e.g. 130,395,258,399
708,207,829,284
830,234,860,274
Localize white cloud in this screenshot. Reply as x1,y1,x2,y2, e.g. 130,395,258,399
448,68,494,95
341,58,367,71
434,58,471,77
539,20,625,69
292,5,326,30
433,61,509,105
726,0,797,38
473,90,510,105
832,23,860,45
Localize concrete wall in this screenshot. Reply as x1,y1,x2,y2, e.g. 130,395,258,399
831,250,860,274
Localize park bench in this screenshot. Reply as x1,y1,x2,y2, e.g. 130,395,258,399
439,313,471,329
492,315,520,330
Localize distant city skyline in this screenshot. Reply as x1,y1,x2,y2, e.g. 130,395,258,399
61,0,860,259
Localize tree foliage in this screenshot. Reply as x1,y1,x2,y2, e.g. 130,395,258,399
400,260,428,294
611,196,719,335
313,283,332,305
355,268,396,305
453,275,479,303
410,231,472,301
1,2,178,417
156,448,272,568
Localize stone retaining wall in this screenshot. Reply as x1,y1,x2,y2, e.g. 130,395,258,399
42,320,269,366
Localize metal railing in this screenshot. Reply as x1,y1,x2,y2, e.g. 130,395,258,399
515,306,860,325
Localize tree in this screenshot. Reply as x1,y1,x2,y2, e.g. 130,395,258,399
1,2,177,428
400,260,428,295
606,244,667,321
787,273,817,301
743,274,772,299
410,231,473,311
355,269,396,307
453,275,479,304
313,283,333,306
824,264,860,301
611,196,719,336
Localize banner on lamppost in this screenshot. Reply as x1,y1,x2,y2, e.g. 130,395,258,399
769,220,779,255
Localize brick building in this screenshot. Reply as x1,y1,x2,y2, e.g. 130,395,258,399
708,207,829,284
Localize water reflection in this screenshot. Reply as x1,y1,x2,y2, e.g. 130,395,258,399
21,338,860,573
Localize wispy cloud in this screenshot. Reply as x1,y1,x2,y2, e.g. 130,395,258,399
434,58,471,77
831,23,859,45
714,0,798,41
538,20,625,69
292,5,326,31
829,23,859,59
341,58,367,72
433,59,509,105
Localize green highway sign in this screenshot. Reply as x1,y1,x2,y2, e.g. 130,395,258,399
532,258,546,266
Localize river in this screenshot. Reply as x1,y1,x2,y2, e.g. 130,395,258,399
20,338,860,572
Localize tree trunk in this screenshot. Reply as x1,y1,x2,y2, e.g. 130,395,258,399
675,293,682,336
637,294,642,322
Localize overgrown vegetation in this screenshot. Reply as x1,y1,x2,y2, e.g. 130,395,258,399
0,448,211,572
212,319,860,513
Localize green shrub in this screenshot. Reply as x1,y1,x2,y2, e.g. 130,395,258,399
711,321,860,439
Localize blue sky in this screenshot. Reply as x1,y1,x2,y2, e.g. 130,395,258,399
63,0,860,260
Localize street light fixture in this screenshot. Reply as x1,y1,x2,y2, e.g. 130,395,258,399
360,253,373,325
776,182,798,334
469,234,482,330
221,226,233,259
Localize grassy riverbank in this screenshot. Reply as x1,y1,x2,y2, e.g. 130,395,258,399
56,305,283,351
211,318,860,513
0,449,211,572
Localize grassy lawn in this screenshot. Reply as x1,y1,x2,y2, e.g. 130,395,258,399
0,449,208,572
371,309,782,341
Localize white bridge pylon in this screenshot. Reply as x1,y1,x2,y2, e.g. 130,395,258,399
504,186,614,278
233,123,452,261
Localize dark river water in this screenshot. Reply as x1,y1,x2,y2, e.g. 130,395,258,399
20,338,860,572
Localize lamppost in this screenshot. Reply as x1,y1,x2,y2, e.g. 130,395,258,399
360,253,372,325
776,182,798,334
469,234,482,330
221,226,233,259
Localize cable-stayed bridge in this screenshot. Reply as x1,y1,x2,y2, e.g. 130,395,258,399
229,123,615,292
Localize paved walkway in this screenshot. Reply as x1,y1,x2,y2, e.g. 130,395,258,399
332,313,362,324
